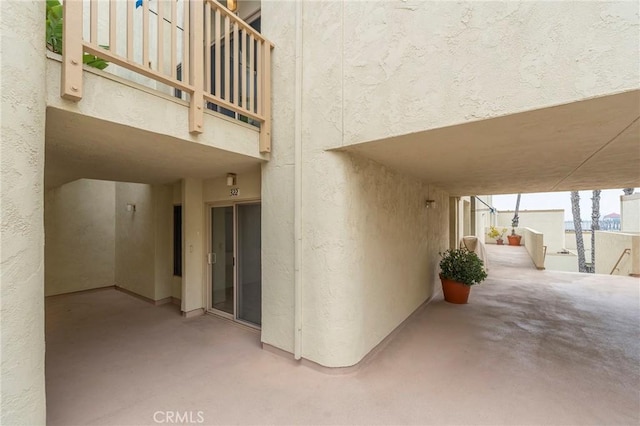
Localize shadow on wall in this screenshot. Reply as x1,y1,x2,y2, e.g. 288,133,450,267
342,151,449,360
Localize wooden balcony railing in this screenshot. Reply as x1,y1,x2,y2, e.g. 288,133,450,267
61,0,273,153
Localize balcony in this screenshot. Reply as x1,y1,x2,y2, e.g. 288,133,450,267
59,0,273,153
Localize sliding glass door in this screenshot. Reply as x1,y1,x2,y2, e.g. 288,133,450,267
208,203,261,327
210,206,234,315
236,203,261,326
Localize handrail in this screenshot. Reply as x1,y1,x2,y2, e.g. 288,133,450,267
61,0,272,152
610,248,631,275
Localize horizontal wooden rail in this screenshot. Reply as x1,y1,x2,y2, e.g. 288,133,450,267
82,43,194,95
61,0,273,151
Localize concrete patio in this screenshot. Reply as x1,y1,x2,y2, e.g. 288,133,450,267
45,245,640,425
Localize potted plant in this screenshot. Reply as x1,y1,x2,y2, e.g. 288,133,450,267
439,248,488,304
487,226,507,245
507,229,522,246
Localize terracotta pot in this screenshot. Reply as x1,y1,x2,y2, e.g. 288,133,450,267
507,235,522,246
496,238,504,245
440,275,471,304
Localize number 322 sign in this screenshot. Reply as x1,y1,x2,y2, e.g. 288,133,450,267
230,188,239,197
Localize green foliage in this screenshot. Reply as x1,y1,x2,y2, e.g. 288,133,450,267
439,248,488,286
487,225,507,240
46,0,109,70
83,49,110,70
46,0,63,53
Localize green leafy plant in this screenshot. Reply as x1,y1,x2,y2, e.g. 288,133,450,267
46,0,109,70
487,225,507,240
439,248,488,286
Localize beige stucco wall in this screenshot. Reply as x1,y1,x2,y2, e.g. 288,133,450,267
565,230,593,266
262,1,450,367
45,58,264,167
182,178,204,313
45,179,116,296
0,1,47,423
595,231,640,276
523,228,545,269
44,180,174,301
114,182,174,301
545,253,579,273
153,184,174,300
621,193,640,233
203,166,261,202
498,210,565,251
261,0,297,354
337,1,638,147
115,183,156,299
473,195,494,243
342,157,449,366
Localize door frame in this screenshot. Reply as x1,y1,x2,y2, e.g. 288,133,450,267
205,199,261,329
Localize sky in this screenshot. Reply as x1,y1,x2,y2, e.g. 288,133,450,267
491,188,638,221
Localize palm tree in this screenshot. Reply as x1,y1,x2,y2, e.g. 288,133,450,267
571,191,587,273
590,190,601,273
511,193,521,233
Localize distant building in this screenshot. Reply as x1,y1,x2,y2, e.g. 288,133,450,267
602,212,621,230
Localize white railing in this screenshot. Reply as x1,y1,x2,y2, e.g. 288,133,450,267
61,0,272,152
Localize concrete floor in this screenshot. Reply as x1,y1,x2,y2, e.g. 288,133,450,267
46,245,640,425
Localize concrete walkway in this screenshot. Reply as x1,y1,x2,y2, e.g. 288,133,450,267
46,248,639,425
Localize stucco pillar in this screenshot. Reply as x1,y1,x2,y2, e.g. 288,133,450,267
181,178,204,314
0,1,47,423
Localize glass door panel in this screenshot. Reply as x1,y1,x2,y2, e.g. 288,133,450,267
236,203,261,326
211,206,234,315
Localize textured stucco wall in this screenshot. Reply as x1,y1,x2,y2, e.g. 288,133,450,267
523,228,545,269
0,1,47,423
340,1,639,147
261,0,297,353
595,232,640,276
474,195,494,243
565,230,593,252
115,183,156,300
498,210,565,251
262,1,450,367
45,179,116,296
545,253,579,273
182,178,204,313
45,59,263,163
153,184,174,300
342,155,449,365
621,194,640,233
296,151,451,368
202,166,261,203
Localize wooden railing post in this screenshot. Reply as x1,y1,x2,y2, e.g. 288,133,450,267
189,0,204,134
259,43,272,153
61,0,83,101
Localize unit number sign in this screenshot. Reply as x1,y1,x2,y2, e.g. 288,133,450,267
230,188,240,197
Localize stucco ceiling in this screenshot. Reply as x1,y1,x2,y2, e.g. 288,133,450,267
339,90,640,196
45,108,264,189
